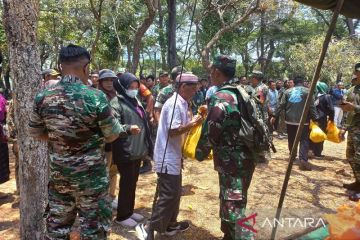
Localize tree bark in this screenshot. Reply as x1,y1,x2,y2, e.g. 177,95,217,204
131,0,158,74
167,0,176,69
264,39,275,74
201,0,260,70
3,0,48,239
259,10,265,73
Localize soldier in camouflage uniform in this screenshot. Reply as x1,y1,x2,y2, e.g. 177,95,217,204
246,71,271,163
342,63,360,201
29,45,126,239
153,66,184,123
151,71,169,101
196,55,256,240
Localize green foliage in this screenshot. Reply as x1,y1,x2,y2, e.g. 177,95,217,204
0,0,359,81
286,37,360,84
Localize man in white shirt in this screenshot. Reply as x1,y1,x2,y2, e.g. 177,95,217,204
137,73,202,240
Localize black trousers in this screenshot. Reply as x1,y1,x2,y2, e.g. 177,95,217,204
0,142,9,184
287,124,310,162
115,159,142,221
149,173,182,233
310,117,327,156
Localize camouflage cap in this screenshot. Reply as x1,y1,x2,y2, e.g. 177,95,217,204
159,71,169,77
251,70,264,79
211,55,236,70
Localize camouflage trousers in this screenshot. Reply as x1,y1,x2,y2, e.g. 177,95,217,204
46,166,111,240
219,169,255,240
346,127,360,183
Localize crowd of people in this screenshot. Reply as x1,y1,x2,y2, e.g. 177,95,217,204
0,43,359,240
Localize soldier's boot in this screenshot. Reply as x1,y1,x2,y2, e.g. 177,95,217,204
299,160,312,171
349,192,360,202
343,181,360,191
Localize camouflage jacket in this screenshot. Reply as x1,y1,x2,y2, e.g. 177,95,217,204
29,75,126,179
246,83,269,119
246,83,268,104
196,82,254,176
152,83,167,101
190,90,205,115
345,85,360,128
154,84,175,109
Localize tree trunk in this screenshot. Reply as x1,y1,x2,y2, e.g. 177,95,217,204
259,10,265,73
131,0,158,74
167,0,176,69
3,0,48,239
264,39,276,74
158,0,167,70
89,0,104,69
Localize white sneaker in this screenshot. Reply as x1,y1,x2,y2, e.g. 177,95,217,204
115,217,137,228
136,223,148,240
130,213,144,222
111,199,118,209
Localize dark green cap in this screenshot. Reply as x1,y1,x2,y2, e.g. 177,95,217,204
212,55,236,70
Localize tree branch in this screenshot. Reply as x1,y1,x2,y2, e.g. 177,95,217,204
313,9,330,27
131,0,158,73
201,0,260,69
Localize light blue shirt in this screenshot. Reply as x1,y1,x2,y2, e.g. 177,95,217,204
206,86,219,101
267,89,278,112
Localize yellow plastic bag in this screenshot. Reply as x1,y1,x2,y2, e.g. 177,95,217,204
327,121,342,143
183,124,202,159
309,120,327,143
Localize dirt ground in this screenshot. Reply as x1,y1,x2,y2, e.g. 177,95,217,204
0,138,355,240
